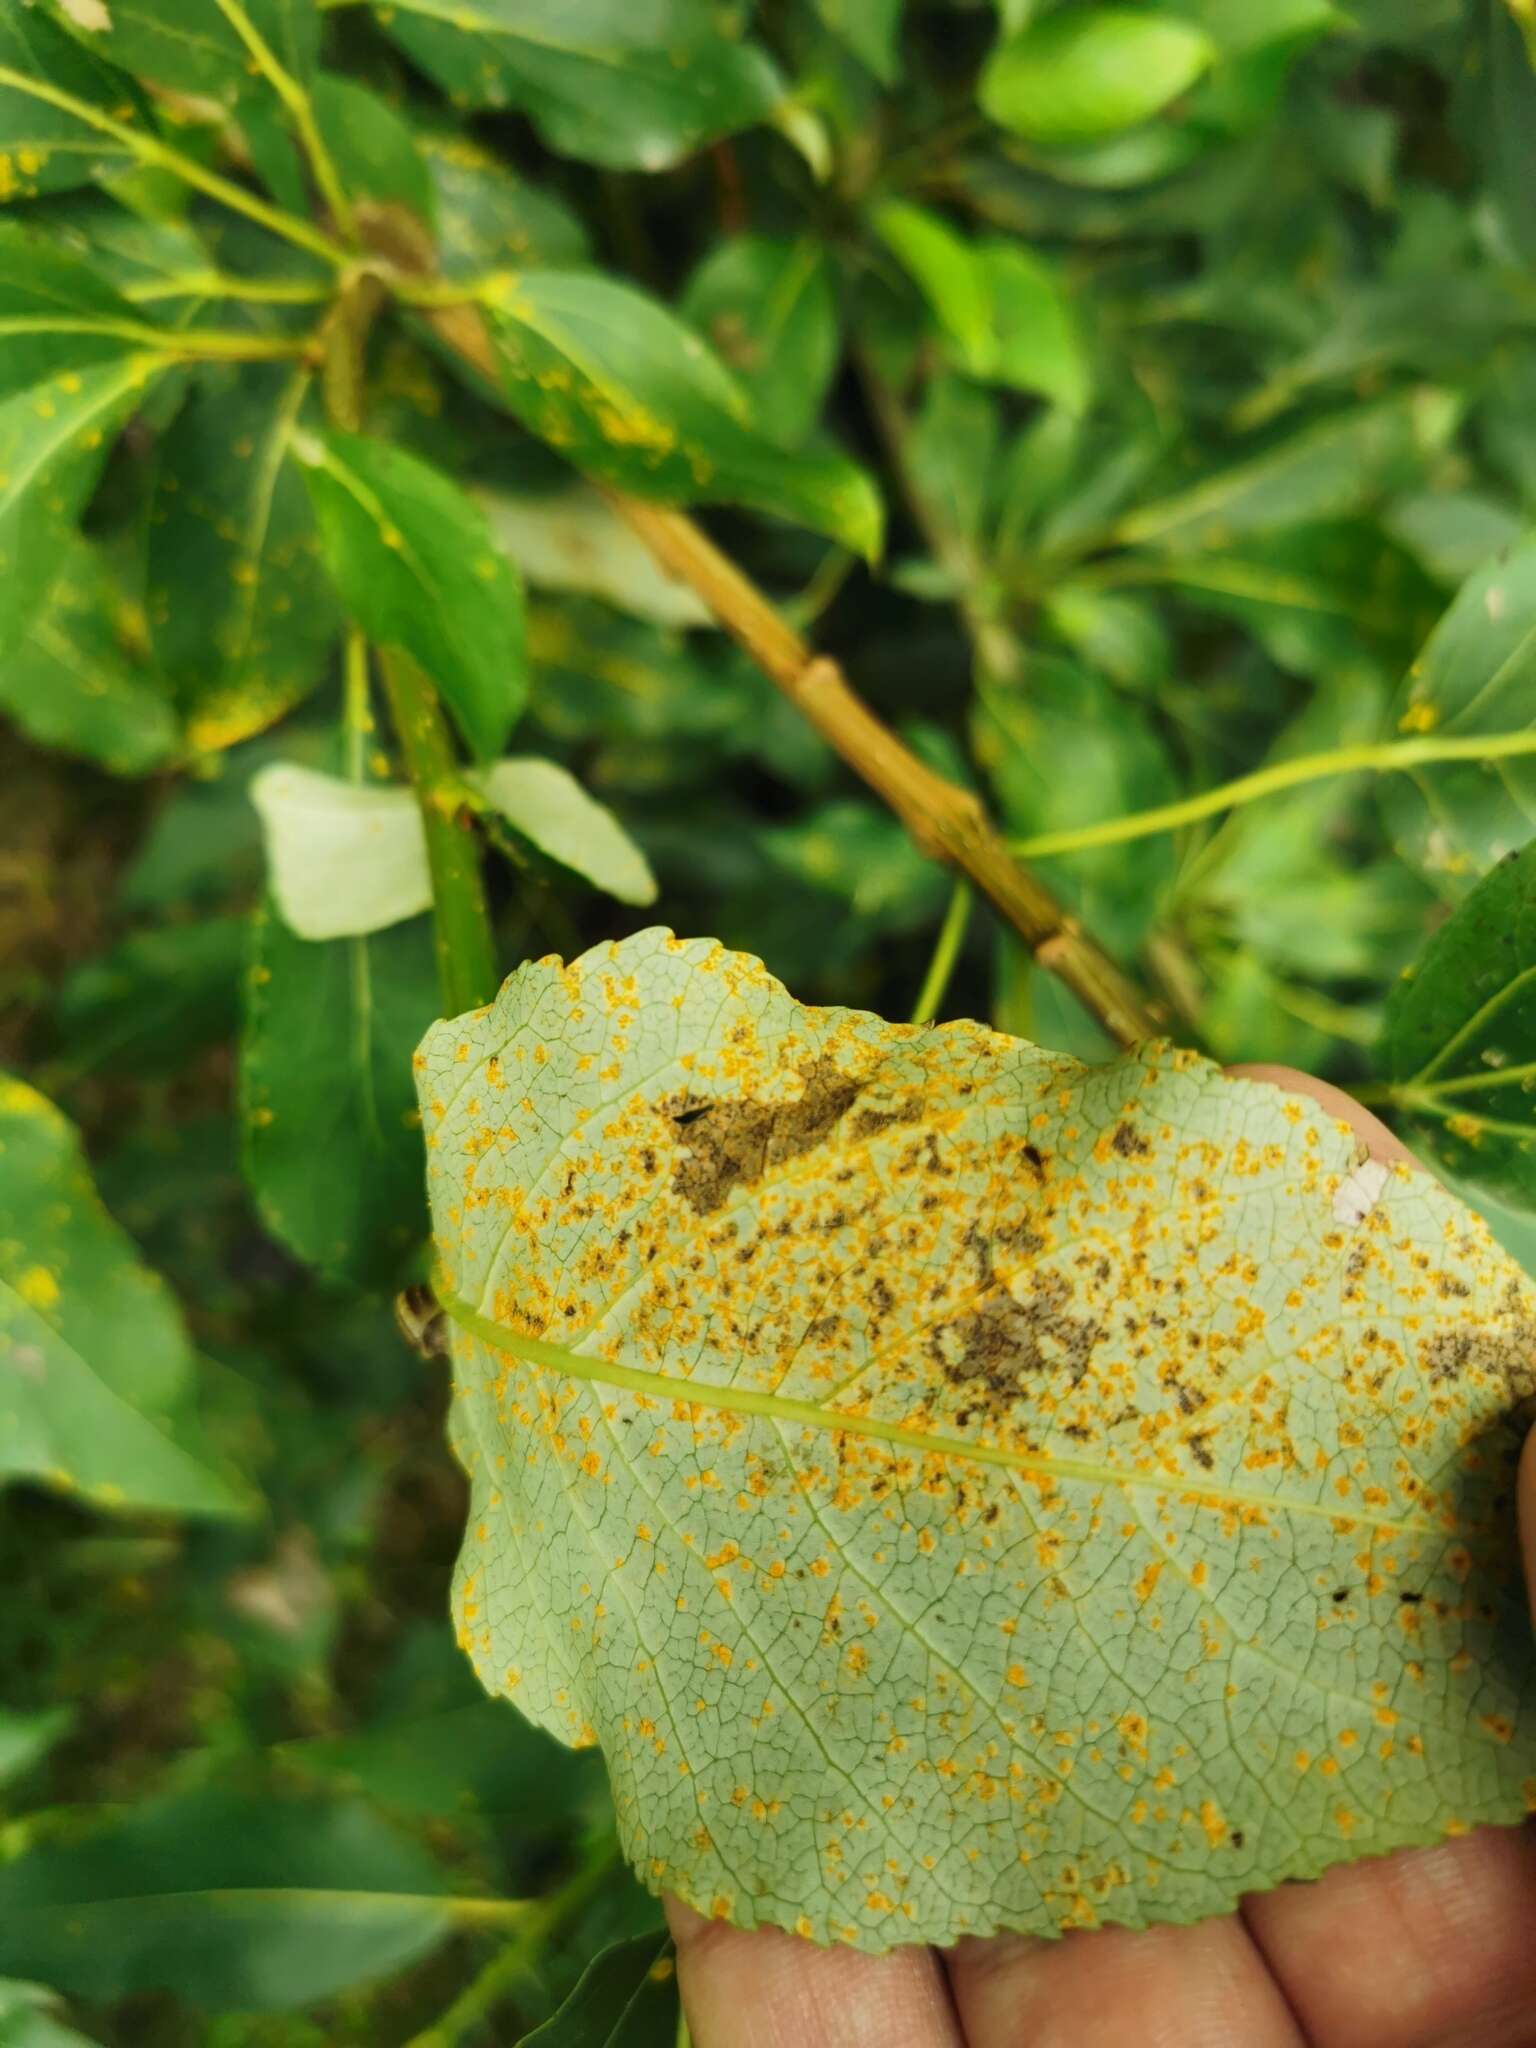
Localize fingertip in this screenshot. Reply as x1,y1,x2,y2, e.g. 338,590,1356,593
1224,1064,1418,1170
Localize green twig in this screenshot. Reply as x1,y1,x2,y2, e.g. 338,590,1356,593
0,65,346,265
910,879,972,1024
1011,730,1536,860
404,1845,621,2048
212,0,360,243
378,651,500,1017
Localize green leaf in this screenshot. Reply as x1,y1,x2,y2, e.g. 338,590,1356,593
975,654,1177,955
475,270,883,558
905,372,999,559
0,351,167,656
872,202,994,375
421,928,1536,1948
478,485,712,627
1381,838,1536,1207
419,129,590,275
147,365,341,754
518,1930,677,2048
0,1074,243,1516
811,0,903,83
871,208,1087,408
0,225,153,401
49,917,246,1079
980,8,1216,146
251,764,431,940
297,427,528,761
1112,392,1457,552
681,236,840,448
0,1707,71,1789
0,1979,98,2048
0,537,178,775
0,2,145,196
978,242,1089,411
0,1787,499,2010
45,0,318,105
372,0,782,172
1380,536,1536,894
311,72,433,224
471,758,658,906
240,903,438,1287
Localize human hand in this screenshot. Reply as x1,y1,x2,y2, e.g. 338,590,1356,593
667,1069,1536,2048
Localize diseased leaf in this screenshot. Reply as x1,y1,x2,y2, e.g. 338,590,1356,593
471,757,658,907
421,928,1536,1950
0,351,167,656
44,0,318,105
980,8,1216,146
0,225,153,400
681,236,840,448
0,537,178,775
371,0,782,173
518,1929,677,2048
0,2,145,197
241,903,439,1287
0,1787,487,2010
419,129,590,274
0,1074,242,1516
298,427,527,761
475,270,882,557
1380,536,1536,894
1381,838,1536,1208
148,365,341,753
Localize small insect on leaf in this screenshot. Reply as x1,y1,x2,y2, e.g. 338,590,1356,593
419,930,1536,1952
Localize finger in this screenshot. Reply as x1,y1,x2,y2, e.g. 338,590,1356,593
1520,1426,1536,1632
945,1914,1303,2048
1241,1823,1536,2048
665,1897,963,2048
1224,1064,1418,1169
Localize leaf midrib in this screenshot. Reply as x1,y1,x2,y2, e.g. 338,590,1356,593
434,1282,1441,1540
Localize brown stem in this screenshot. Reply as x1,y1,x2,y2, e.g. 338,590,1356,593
418,302,1161,1047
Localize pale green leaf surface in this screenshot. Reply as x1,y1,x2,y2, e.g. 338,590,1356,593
470,758,658,907
298,426,527,761
477,485,711,628
1382,838,1536,1209
419,929,1536,1950
251,763,431,941
0,1075,241,1515
370,0,782,173
474,270,883,559
1380,536,1536,894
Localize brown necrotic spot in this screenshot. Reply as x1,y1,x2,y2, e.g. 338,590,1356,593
660,1056,863,1214
1423,1316,1536,1392
1111,1121,1152,1160
935,1228,1104,1412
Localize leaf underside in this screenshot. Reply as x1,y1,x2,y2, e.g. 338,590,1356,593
418,929,1536,1951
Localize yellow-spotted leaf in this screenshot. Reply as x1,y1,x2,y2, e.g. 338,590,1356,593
419,929,1536,1951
